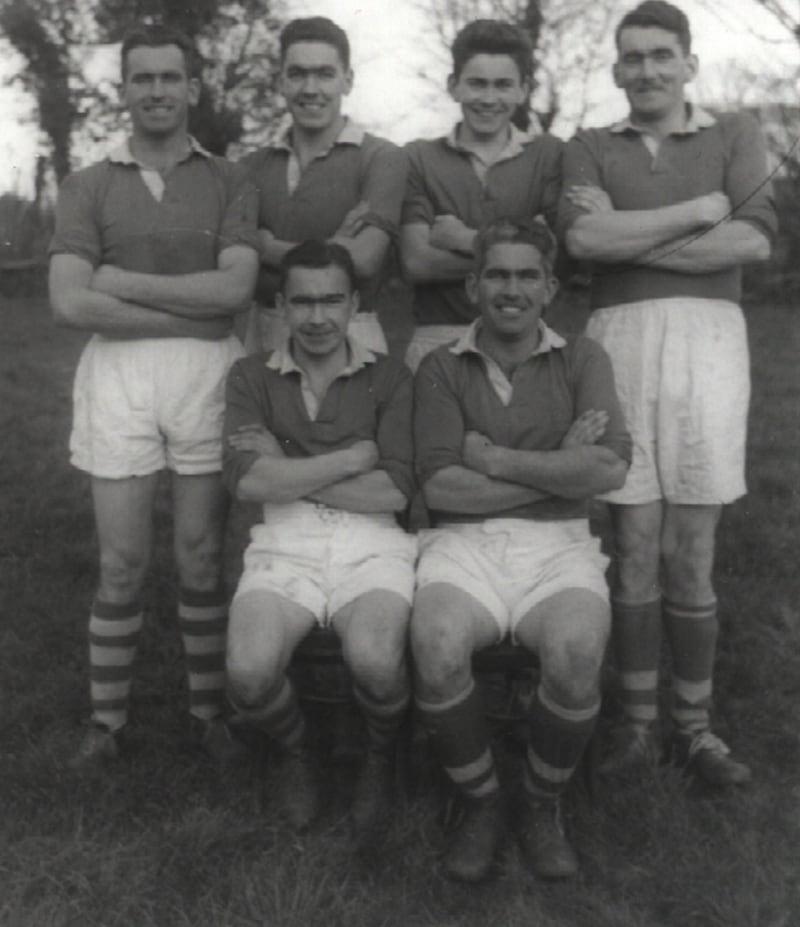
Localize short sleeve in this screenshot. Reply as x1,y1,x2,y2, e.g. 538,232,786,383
571,336,632,465
49,168,103,266
222,358,270,495
413,349,467,484
401,141,436,227
723,113,778,243
359,137,408,238
556,131,604,241
374,359,415,500
217,159,261,256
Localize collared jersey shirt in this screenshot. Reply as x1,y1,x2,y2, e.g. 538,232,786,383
402,126,563,325
241,119,407,307
264,336,378,420
49,136,259,277
414,321,631,523
444,123,537,184
448,319,567,406
558,106,778,311
223,339,415,502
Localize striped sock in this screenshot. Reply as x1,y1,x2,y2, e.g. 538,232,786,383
664,599,717,735
612,598,662,729
524,685,599,799
416,680,499,800
178,586,228,723
233,676,307,748
353,683,410,752
89,599,143,732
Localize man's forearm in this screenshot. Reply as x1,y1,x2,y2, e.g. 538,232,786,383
308,470,407,513
400,225,474,283
566,201,710,263
423,465,547,514
638,221,771,274
52,286,230,340
92,263,255,317
235,449,365,503
484,445,628,498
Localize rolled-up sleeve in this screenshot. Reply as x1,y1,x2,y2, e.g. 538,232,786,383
49,169,103,265
222,359,266,496
724,113,778,243
413,350,466,485
375,361,415,500
360,137,408,238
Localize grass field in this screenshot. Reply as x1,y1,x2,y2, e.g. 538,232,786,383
1,294,799,927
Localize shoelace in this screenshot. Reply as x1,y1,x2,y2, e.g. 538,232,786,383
687,730,730,760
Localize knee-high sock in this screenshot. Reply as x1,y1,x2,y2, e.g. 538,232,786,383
89,599,143,732
612,598,662,728
524,685,599,799
416,679,498,800
353,683,410,753
233,676,306,749
178,586,228,722
664,599,717,735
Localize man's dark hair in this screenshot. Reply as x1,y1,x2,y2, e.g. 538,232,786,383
615,1,692,54
280,17,350,69
451,20,533,82
278,240,358,293
120,23,200,79
473,219,557,275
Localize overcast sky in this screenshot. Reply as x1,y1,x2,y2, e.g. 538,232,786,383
0,0,797,196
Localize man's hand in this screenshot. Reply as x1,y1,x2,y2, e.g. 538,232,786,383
430,214,477,254
462,431,498,475
560,410,608,448
335,201,370,239
227,425,284,457
345,439,380,474
566,185,614,214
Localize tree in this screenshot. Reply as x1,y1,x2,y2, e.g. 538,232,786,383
418,0,621,133
93,0,285,155
0,0,86,181
0,0,284,181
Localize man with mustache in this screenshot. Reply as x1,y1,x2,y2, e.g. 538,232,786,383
559,0,777,786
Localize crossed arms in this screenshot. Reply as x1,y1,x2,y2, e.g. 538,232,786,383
423,411,628,514
564,186,770,273
50,246,259,340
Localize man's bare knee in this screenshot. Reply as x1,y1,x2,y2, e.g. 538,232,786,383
98,546,148,602
175,530,223,590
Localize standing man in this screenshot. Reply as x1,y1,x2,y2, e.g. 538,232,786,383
400,19,563,371
223,240,416,834
49,24,260,768
242,16,407,354
559,1,777,785
412,220,630,881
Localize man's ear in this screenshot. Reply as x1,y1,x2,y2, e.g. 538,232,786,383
684,53,699,84
465,271,479,306
447,72,459,101
348,288,360,318
188,77,201,107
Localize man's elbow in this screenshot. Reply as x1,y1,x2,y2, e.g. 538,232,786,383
565,225,598,261
50,290,83,328
748,232,771,263
600,459,629,494
399,247,427,283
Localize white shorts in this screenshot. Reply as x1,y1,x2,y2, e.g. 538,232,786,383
244,305,387,354
70,334,244,479
586,298,749,505
404,325,469,373
415,519,609,636
233,501,418,624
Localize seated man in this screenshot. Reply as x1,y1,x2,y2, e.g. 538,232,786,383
222,240,416,834
411,220,631,881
